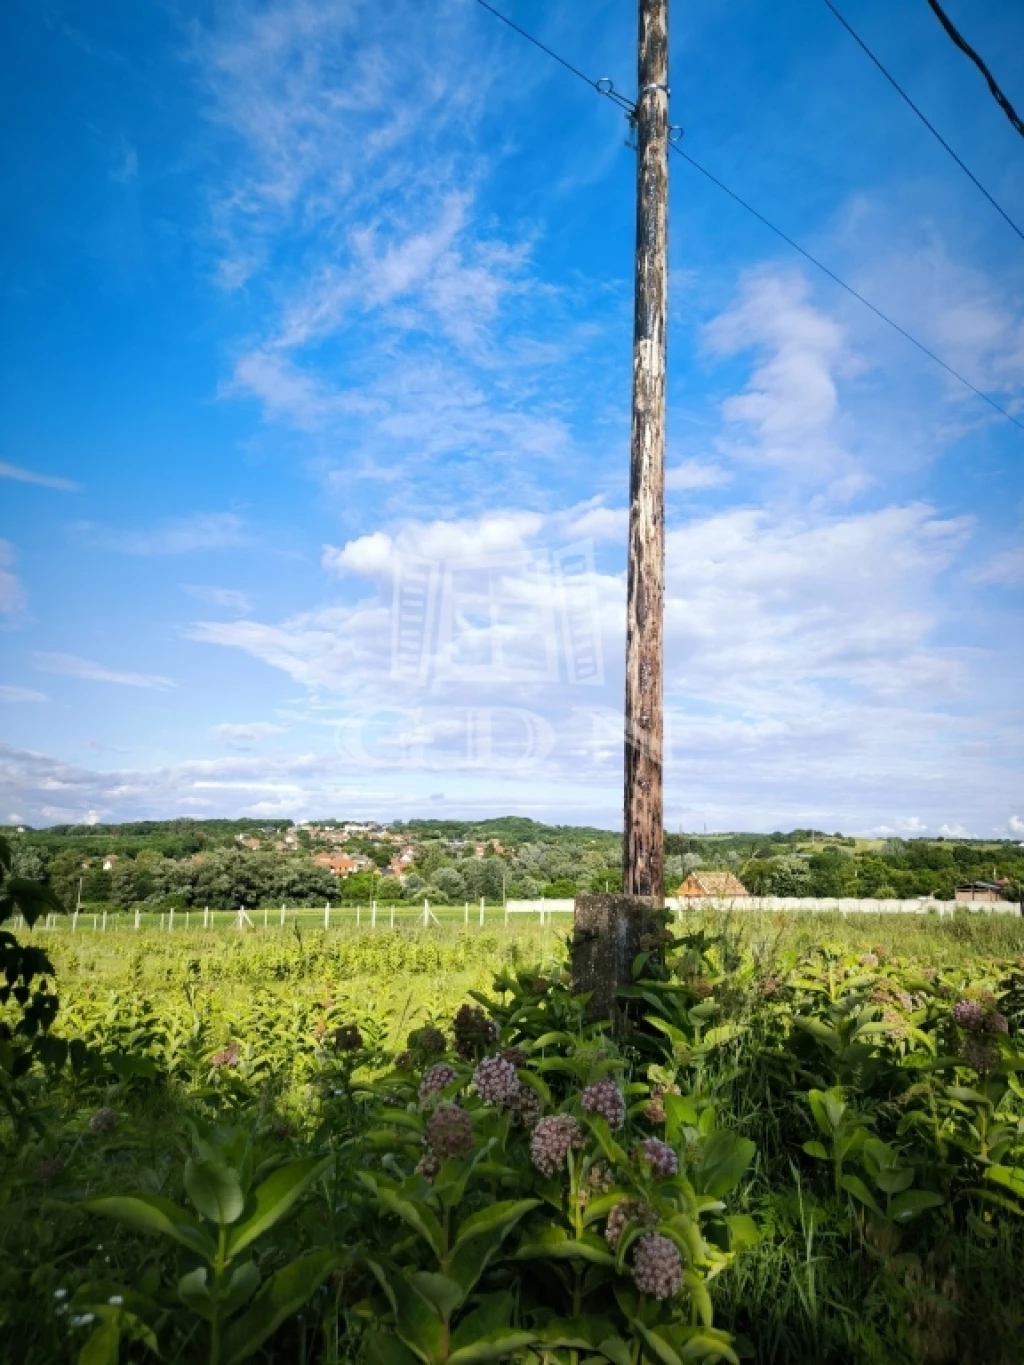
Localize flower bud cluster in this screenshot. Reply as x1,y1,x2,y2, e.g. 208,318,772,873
418,1063,457,1104
409,1025,447,1057
472,1056,520,1107
426,1104,473,1158
88,1107,118,1136
642,1081,680,1125
605,1198,657,1247
453,1005,498,1060
333,1024,363,1052
631,1233,683,1299
581,1078,626,1130
637,1137,678,1177
530,1114,584,1176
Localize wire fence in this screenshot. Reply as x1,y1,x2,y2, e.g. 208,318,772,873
19,899,539,935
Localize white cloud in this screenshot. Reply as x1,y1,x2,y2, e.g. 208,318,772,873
183,584,254,613
704,270,853,473
967,547,1024,587
1008,815,1024,837
212,722,289,749
7,814,24,825
665,460,731,492
323,513,544,580
0,460,79,491
939,822,969,837
34,653,176,690
77,513,246,555
0,541,26,613
0,686,48,703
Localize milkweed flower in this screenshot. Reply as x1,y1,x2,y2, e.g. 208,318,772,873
472,1056,520,1107
632,1233,683,1299
581,1078,626,1130
530,1115,584,1176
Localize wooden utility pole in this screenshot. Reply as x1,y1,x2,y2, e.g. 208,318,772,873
623,0,668,900
572,0,669,1025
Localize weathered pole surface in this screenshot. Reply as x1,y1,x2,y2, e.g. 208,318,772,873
572,0,669,1025
624,0,668,900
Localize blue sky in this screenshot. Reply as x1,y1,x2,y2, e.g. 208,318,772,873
1,0,1022,835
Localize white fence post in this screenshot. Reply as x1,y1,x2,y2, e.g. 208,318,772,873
72,910,79,933
372,900,377,928
102,910,107,932
204,906,210,930
186,911,190,930
464,901,469,926
390,903,395,928
325,902,331,930
423,900,430,927
134,907,140,930
169,908,174,932
263,907,268,929
479,897,485,926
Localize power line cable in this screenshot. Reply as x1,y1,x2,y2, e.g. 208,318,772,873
666,142,1022,430
822,0,1024,244
925,0,1024,140
469,0,1023,433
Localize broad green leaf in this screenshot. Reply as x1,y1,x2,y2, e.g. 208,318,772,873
678,1329,740,1363
724,1213,760,1251
664,1093,700,1142
370,1265,445,1364
801,1140,828,1160
409,1272,464,1319
631,1321,684,1365
517,1069,551,1104
874,1167,915,1195
448,1227,510,1297
839,1175,883,1216
690,1132,755,1199
795,1019,842,1054
887,1189,944,1222
449,1291,516,1352
684,1269,713,1328
364,1332,420,1365
514,1225,616,1266
371,1185,446,1260
586,1114,629,1168
79,1318,120,1365
454,1198,539,1248
985,1165,1024,1200
184,1158,245,1227
84,1194,215,1259
178,1266,216,1321
534,1317,619,1350
448,1331,537,1364
227,1155,331,1257
220,1251,338,1365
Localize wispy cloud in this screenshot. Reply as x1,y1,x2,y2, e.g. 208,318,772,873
211,721,289,749
183,584,254,613
967,547,1024,587
0,541,26,613
0,461,79,492
34,653,176,689
77,513,247,555
665,459,732,492
0,685,47,703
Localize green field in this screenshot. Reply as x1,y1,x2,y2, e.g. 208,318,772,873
4,910,1024,1364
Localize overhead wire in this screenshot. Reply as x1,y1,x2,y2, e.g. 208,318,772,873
469,0,1023,434
821,0,1024,244
924,0,1024,141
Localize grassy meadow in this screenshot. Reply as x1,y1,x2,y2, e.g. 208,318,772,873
3,908,1024,1364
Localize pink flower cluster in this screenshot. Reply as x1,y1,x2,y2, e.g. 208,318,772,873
418,1063,457,1103
631,1233,683,1299
472,1056,520,1107
426,1104,474,1158
530,1114,584,1176
638,1137,678,1177
581,1078,626,1130
605,1198,657,1247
